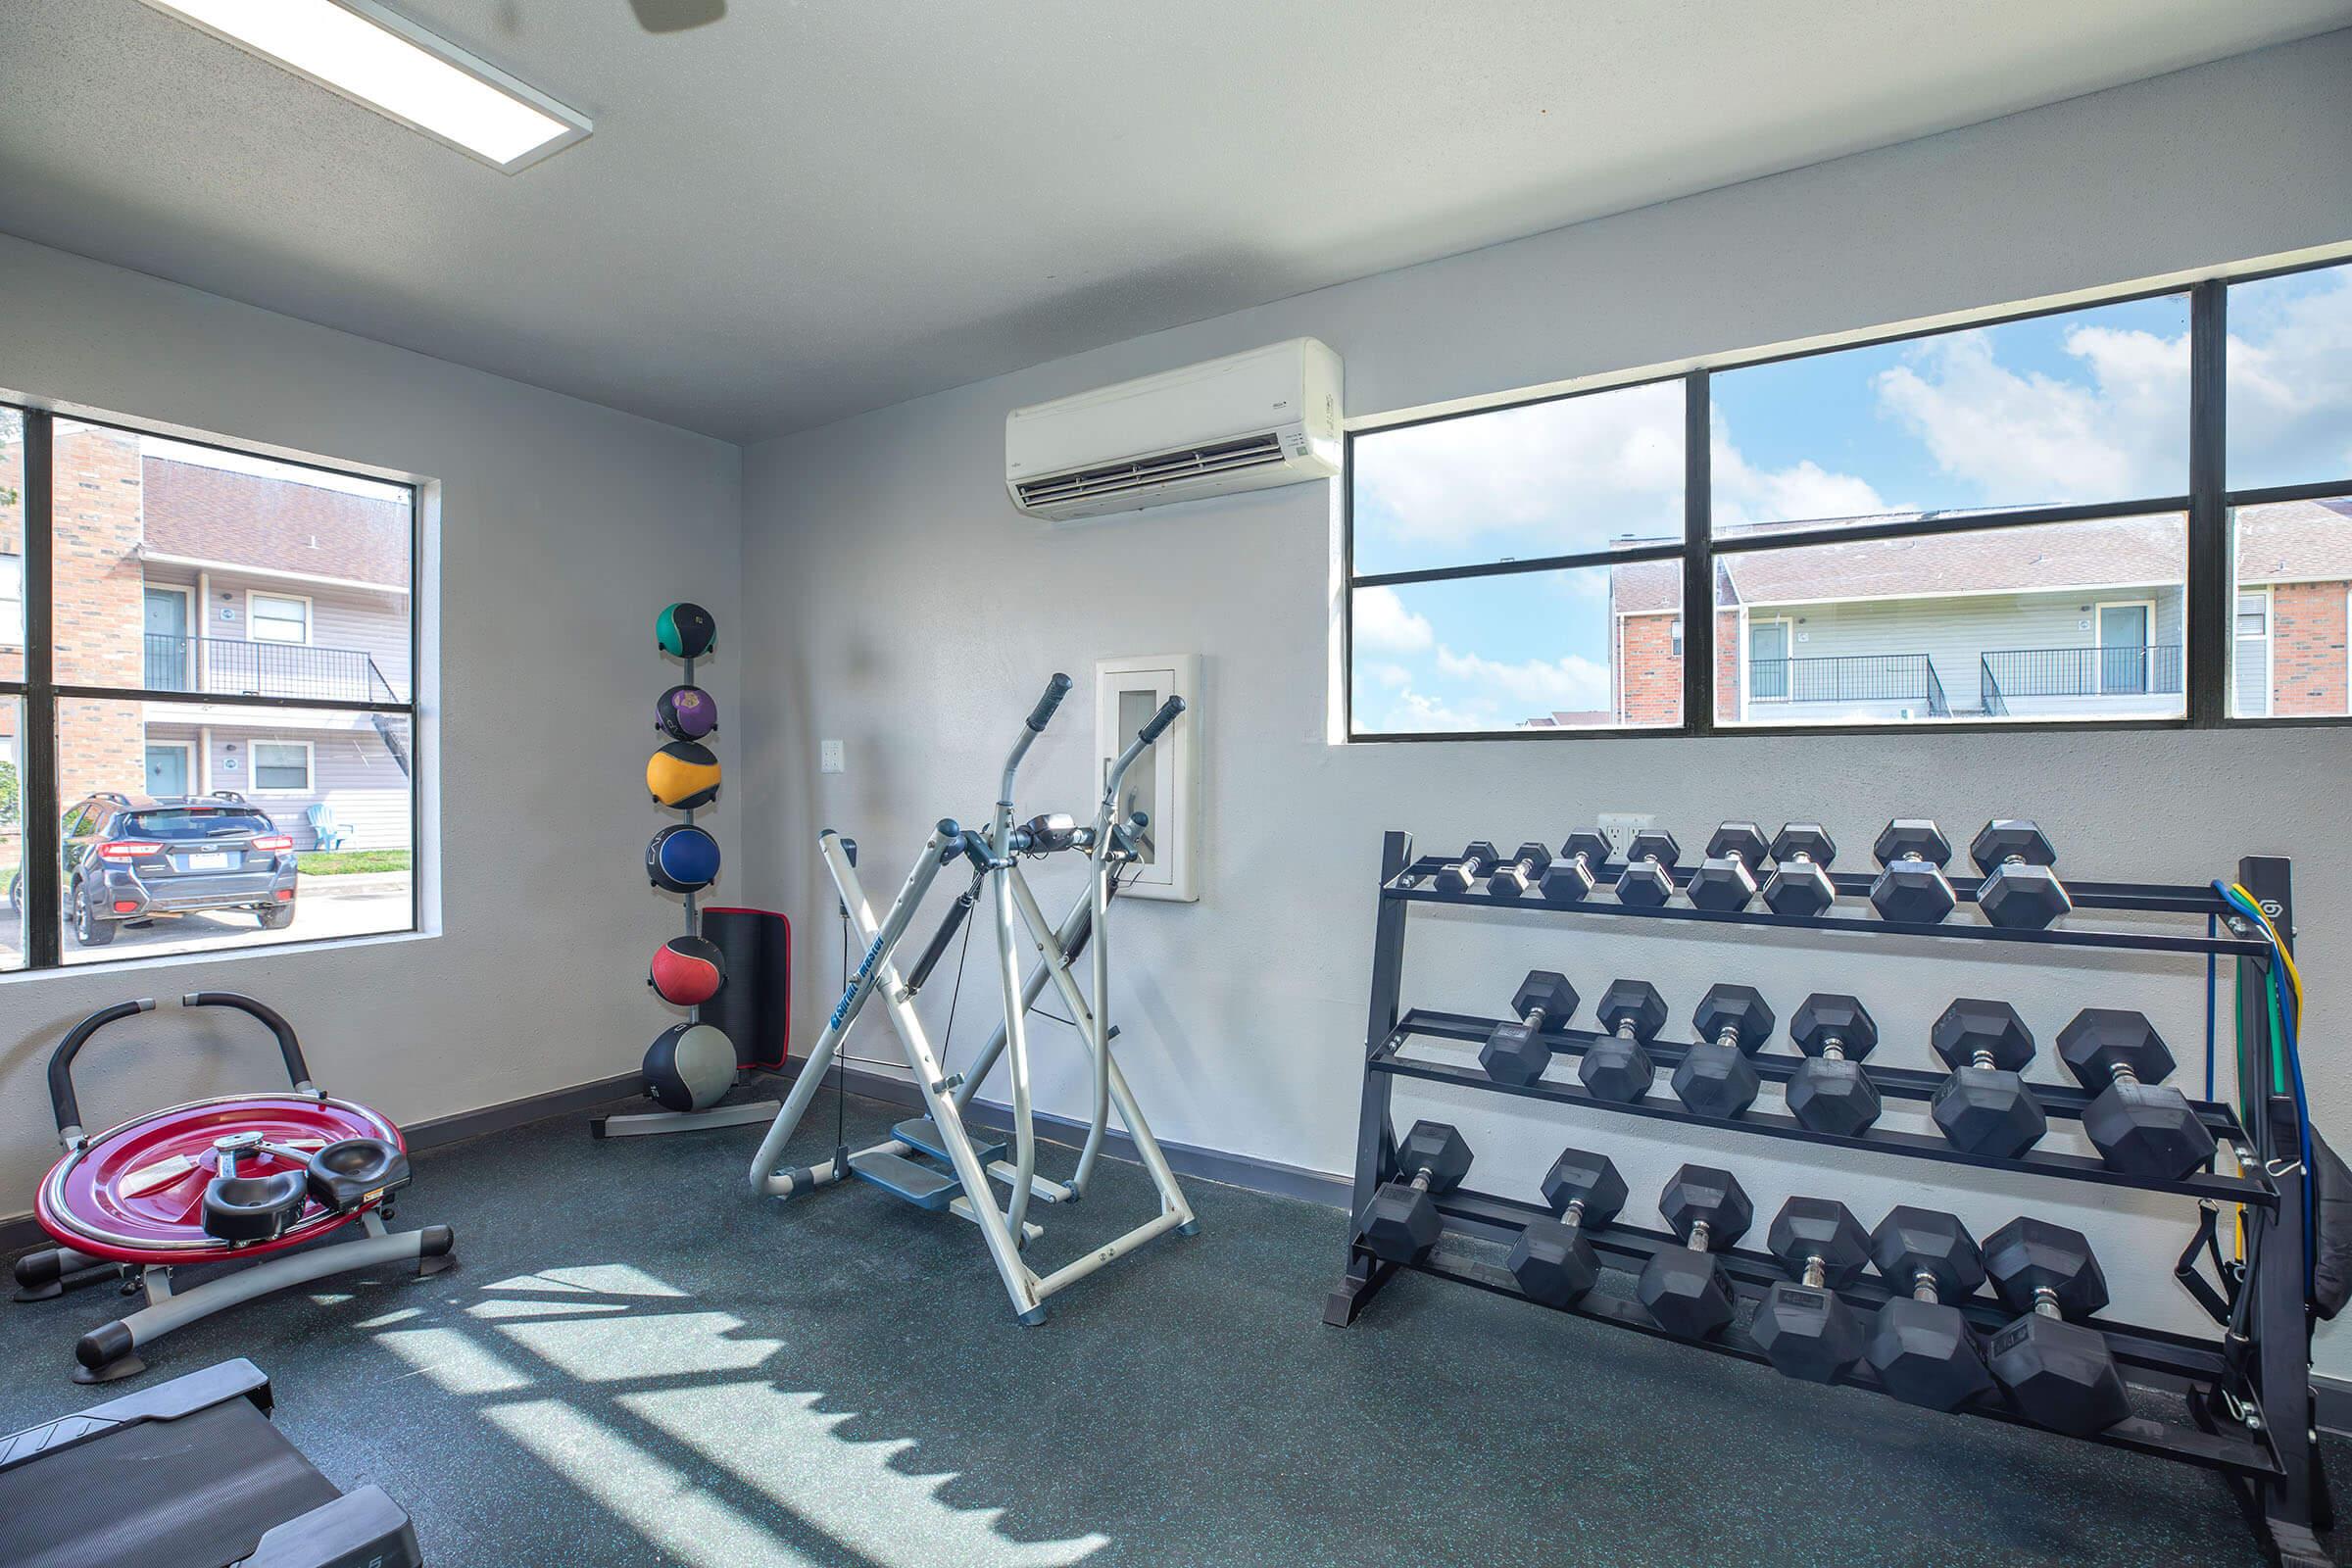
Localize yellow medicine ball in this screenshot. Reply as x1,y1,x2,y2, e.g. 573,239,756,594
647,741,721,808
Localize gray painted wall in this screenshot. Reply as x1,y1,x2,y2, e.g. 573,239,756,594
0,232,742,1216
740,36,2352,1364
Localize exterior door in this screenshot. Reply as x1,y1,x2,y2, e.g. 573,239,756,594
145,744,189,798
143,587,191,691
1749,620,1789,701
2096,603,2151,694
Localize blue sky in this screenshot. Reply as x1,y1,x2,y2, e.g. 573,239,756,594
1351,263,2352,732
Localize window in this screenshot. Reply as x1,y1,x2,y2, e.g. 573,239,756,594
252,741,315,792
5,408,421,970
1342,257,2352,737
0,555,22,648
249,592,312,645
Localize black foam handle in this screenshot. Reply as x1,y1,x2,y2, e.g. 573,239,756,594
46,999,156,1135
183,992,315,1090
1026,673,1075,733
1138,695,1186,744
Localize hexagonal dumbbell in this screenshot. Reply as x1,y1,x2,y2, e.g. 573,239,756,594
1787,993,1883,1138
1867,1206,1995,1411
1983,1216,2129,1436
1929,999,2049,1159
2056,1008,2217,1179
1687,822,1769,912
1357,1120,1472,1263
1752,1198,1871,1383
1672,983,1775,1120
1480,970,1578,1087
1870,819,1957,923
1614,830,1681,908
1486,841,1554,901
1970,820,2073,930
1436,841,1503,896
1580,978,1667,1103
1506,1148,1628,1306
1637,1164,1753,1340
1539,831,1613,906
1762,824,1838,917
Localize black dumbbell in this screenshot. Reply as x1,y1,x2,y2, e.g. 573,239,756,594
1929,999,2049,1159
1506,1149,1628,1306
1357,1121,1472,1263
1752,1198,1872,1383
1539,831,1613,906
1672,983,1774,1119
1637,1164,1753,1339
1437,841,1502,895
1487,841,1554,901
1580,979,1667,1103
1687,822,1769,911
1481,970,1578,1087
1867,1207,1996,1411
1971,820,2073,930
1787,993,1883,1137
1614,830,1681,907
1763,824,1838,917
2056,1009,2217,1179
1870,819,1957,923
1984,1216,2129,1436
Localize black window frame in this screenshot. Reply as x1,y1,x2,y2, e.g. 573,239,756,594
1341,256,2352,742
2,403,424,972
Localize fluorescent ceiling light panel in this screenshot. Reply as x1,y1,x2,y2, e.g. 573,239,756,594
139,0,591,172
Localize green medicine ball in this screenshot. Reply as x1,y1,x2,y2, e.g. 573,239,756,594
657,602,717,659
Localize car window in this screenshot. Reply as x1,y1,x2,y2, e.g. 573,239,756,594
125,808,276,841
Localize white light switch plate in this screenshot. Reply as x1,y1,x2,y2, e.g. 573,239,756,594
1596,812,1657,857
819,739,845,774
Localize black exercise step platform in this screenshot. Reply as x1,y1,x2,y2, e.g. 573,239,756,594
850,1148,961,1210
893,1116,1006,1167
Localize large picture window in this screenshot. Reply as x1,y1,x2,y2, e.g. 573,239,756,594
1342,256,2352,737
1,409,418,970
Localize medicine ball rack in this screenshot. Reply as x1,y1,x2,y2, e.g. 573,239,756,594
1326,829,2328,1568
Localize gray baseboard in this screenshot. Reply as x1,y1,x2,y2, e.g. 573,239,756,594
781,1056,1352,1209
2316,1374,2352,1438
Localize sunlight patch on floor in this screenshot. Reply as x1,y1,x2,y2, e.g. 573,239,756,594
488,1398,826,1567
353,1305,424,1329
626,1381,1110,1568
466,1297,632,1321
376,1325,537,1394
495,1309,779,1381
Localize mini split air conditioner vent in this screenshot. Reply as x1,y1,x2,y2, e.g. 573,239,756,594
1005,339,1344,521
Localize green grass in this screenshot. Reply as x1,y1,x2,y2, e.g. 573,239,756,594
296,850,412,875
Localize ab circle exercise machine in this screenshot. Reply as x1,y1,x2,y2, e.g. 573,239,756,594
594,600,793,1139
12,992,454,1383
748,674,1197,1324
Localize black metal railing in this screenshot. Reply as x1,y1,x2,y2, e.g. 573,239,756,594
1981,658,2009,717
142,633,403,705
1747,653,1946,714
1979,644,2183,701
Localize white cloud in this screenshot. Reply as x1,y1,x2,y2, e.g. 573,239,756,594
1711,438,1893,530
1433,645,1610,712
1873,324,2188,503
1352,585,1435,653
1364,686,1495,734
2229,269,2352,484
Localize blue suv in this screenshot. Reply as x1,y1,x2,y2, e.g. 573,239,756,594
58,792,300,947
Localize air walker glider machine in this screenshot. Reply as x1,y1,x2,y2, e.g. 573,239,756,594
749,674,1197,1323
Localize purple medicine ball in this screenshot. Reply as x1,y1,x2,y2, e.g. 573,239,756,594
657,685,718,741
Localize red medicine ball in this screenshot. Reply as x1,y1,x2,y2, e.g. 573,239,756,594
649,934,725,1005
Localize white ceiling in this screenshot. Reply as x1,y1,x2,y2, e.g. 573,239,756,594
0,2,2343,442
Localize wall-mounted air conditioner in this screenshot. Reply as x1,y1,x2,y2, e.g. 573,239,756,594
1005,338,1343,521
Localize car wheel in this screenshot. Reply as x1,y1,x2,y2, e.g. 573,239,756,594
259,903,296,931
72,882,116,947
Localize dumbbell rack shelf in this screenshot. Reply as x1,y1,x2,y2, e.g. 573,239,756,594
1328,830,2328,1568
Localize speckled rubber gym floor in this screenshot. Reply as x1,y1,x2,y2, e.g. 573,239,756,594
4,1087,2343,1566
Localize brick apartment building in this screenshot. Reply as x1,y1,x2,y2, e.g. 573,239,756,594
0,423,412,850
1593,498,2352,725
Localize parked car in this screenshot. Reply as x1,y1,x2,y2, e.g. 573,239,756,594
56,792,299,946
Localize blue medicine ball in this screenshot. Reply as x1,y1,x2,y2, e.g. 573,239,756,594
647,824,721,893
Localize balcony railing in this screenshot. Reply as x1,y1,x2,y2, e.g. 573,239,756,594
1748,653,1947,715
143,633,402,705
1979,644,2183,704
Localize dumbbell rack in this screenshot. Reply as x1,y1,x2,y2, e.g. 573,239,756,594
1326,830,2328,1568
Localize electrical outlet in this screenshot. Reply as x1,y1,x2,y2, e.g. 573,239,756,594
819,739,845,774
1596,812,1656,857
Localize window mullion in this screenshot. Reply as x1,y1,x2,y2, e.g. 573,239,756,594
1683,369,1712,734
2186,279,2229,727
23,411,60,969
